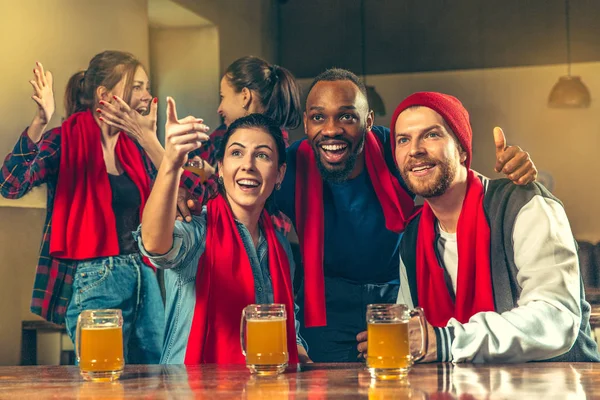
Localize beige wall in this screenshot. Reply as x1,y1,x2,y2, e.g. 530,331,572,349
173,0,278,71
0,0,150,365
150,26,220,142
0,0,279,366
295,62,600,242
0,208,46,365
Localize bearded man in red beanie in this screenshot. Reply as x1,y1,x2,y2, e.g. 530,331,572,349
282,71,542,362
358,92,599,363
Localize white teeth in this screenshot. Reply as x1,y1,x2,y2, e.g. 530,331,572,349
237,179,260,187
412,165,433,172
321,144,347,151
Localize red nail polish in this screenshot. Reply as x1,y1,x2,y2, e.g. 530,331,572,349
99,116,104,121
96,109,102,114
153,97,158,104
113,95,117,100
99,100,104,105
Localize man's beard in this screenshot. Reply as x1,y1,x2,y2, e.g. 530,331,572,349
400,156,457,198
312,134,365,184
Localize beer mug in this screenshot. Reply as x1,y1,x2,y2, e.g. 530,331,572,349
76,309,124,382
240,304,288,376
183,159,208,182
366,304,427,380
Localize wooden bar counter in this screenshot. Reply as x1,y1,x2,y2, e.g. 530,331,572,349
0,362,599,399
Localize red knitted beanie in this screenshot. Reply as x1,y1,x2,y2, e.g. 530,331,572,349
389,92,472,168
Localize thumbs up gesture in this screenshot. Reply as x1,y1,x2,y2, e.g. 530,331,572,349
164,96,210,169
493,127,537,185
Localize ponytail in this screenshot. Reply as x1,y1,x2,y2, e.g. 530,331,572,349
264,65,301,129
64,70,86,117
224,56,302,129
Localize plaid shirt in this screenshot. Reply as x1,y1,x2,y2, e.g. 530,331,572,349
0,128,157,325
189,125,226,166
187,125,293,234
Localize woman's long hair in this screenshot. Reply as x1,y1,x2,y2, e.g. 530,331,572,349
64,50,144,117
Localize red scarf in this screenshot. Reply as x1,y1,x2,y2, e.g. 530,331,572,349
184,194,299,364
416,170,495,327
295,131,414,327
50,110,150,260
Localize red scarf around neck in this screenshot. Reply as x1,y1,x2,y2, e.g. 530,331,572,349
184,194,299,364
50,110,150,260
416,170,495,327
295,131,414,327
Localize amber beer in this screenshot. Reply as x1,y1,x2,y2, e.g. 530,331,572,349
367,321,410,370
76,309,124,382
183,160,208,182
246,318,288,365
366,304,427,380
241,304,288,375
79,326,124,372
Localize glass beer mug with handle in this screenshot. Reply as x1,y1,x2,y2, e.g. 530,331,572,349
183,159,208,182
76,309,125,382
366,304,428,380
240,304,288,376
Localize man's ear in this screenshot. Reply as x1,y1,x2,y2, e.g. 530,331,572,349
459,147,468,165
366,110,375,132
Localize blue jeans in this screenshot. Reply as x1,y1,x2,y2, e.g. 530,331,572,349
65,253,164,364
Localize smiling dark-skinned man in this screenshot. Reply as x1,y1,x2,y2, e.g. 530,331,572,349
275,69,538,362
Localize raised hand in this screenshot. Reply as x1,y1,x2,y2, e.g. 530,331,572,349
493,127,537,185
164,96,210,170
30,62,55,126
98,95,158,147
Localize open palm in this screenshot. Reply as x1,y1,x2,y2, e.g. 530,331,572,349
30,62,55,125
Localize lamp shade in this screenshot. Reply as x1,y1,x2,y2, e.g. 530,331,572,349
548,76,591,108
367,85,386,116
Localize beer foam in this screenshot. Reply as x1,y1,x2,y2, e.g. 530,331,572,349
82,325,120,330
246,317,286,322
368,321,407,324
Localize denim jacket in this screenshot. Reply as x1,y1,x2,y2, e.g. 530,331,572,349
134,207,306,364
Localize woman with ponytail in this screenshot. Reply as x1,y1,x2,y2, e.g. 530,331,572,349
0,51,165,363
194,56,301,168
184,56,301,234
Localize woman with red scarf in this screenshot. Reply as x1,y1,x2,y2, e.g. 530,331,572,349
0,51,165,363
137,101,309,364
